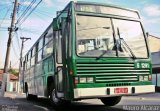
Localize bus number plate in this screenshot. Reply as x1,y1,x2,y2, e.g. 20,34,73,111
114,88,128,94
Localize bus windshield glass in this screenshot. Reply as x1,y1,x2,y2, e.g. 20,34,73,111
76,15,148,58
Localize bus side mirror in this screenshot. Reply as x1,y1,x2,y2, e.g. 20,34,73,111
53,18,60,31
53,17,64,36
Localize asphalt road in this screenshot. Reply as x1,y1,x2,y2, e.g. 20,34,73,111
1,93,160,111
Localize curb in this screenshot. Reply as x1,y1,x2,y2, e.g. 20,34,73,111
124,97,160,101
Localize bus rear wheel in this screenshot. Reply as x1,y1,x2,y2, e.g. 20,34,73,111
49,84,70,106
25,83,37,100
100,96,121,106
26,92,37,100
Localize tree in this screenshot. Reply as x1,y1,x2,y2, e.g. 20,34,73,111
8,68,19,77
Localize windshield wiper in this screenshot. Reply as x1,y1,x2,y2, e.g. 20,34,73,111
117,27,136,59
96,27,117,60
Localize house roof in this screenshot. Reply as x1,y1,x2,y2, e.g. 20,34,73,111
0,70,3,74
149,35,160,52
0,70,18,81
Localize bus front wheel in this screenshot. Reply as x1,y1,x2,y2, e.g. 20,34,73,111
100,96,121,106
49,84,70,106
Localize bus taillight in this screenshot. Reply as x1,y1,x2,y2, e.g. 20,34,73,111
149,75,152,81
74,77,79,84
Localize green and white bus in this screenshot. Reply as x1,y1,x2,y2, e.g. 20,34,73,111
23,1,155,106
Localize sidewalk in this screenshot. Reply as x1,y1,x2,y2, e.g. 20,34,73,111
4,91,25,98
0,92,49,111
0,92,21,111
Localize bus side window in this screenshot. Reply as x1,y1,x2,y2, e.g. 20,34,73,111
43,59,48,74
56,31,62,64
48,57,53,72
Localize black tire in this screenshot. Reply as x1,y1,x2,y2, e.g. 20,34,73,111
100,96,122,106
26,92,33,100
25,83,37,100
49,84,70,107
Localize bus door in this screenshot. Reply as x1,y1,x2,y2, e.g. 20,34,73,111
55,17,70,99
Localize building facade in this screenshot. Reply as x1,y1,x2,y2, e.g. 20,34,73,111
149,35,160,92
0,69,18,92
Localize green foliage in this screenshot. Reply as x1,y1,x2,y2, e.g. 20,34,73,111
8,69,19,76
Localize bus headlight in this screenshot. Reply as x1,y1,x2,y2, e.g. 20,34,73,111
144,76,148,81
80,77,87,83
139,76,143,81
139,75,149,81
87,77,94,83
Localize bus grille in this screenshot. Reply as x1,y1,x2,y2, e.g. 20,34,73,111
76,62,150,83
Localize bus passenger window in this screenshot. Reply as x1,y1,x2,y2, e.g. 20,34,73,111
38,50,42,62
43,40,53,58
38,38,43,50
56,31,62,63
44,28,53,45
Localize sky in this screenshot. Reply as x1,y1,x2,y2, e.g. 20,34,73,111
0,0,160,69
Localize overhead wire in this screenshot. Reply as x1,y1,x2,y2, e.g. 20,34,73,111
12,42,20,59
9,0,13,2
12,60,19,68
0,27,8,29
14,0,43,38
18,0,42,26
19,28,41,34
0,29,8,31
0,0,43,69
15,31,21,49
0,2,12,6
32,11,48,25
0,27,8,31
16,0,36,25
18,10,51,36
0,6,12,28
0,6,10,12
18,25,24,38
34,10,53,18
18,0,28,14
2,0,42,64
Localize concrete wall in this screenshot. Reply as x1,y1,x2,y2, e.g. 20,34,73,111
151,52,160,68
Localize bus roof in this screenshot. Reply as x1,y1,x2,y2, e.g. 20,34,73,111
24,1,141,58
76,1,139,13
75,1,140,19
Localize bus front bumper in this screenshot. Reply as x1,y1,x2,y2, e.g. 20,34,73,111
74,85,155,99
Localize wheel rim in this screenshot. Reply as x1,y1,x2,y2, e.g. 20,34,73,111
52,89,59,103
26,91,28,97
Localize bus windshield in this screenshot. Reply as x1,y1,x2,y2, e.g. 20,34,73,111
76,15,148,58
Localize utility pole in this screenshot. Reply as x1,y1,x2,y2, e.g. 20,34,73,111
4,0,18,73
18,37,31,93
9,61,12,70
1,0,18,97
